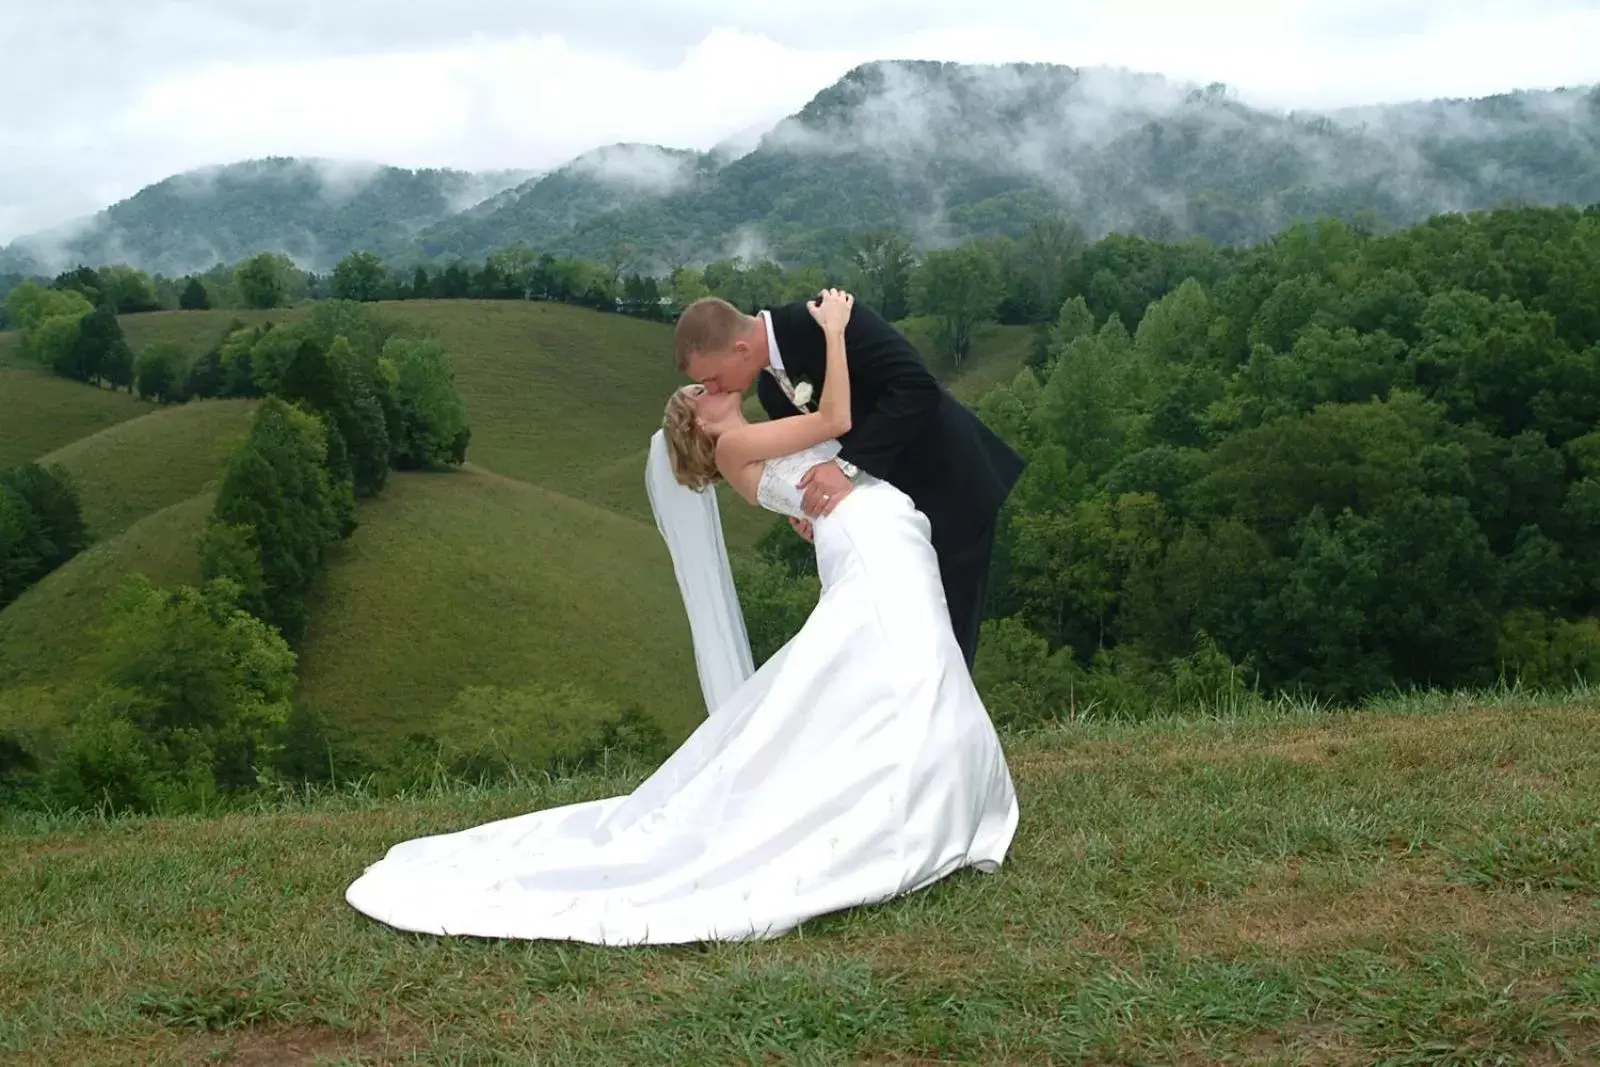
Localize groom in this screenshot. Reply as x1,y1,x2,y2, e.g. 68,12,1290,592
674,293,1024,669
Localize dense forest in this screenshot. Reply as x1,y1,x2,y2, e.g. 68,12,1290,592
964,204,1600,721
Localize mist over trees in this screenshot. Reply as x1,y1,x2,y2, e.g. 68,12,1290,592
2,61,1595,280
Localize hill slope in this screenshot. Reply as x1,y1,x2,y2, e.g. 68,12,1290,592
38,399,257,538
294,466,705,751
0,492,212,694
0,300,1033,753
3,695,1596,1063
0,364,156,470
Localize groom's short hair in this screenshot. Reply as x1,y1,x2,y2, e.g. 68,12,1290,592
674,297,750,371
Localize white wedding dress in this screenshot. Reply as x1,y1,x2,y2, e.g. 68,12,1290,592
344,441,1019,944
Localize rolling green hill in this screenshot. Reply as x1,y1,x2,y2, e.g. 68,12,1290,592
38,399,257,539
294,466,704,752
0,492,213,696
0,299,1034,758
0,363,156,470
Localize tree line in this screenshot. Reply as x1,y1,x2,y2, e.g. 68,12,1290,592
4,212,1177,377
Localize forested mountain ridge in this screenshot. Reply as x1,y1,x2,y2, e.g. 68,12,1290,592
3,60,1596,279
0,158,534,278
417,61,1600,266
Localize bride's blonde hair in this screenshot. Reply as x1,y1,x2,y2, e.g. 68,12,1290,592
662,386,721,490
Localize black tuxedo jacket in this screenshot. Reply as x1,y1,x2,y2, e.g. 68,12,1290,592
755,299,1024,546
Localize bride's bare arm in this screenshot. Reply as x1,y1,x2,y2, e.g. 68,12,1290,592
716,290,853,471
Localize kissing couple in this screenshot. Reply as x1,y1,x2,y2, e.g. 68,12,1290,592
345,288,1027,944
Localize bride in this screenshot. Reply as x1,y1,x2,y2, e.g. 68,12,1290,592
344,289,1019,945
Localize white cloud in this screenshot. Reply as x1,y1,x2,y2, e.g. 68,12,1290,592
1,0,1596,244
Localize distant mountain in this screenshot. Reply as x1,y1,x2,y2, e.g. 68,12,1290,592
3,61,1596,278
413,143,713,262
0,158,533,277
419,61,1600,267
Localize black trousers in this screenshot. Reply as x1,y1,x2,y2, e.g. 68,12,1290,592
933,519,997,672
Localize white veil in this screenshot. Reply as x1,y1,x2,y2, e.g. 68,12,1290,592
645,429,754,716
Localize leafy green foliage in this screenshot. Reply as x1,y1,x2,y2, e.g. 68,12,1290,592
44,573,296,813
234,252,294,310
978,204,1600,708
382,336,469,468
204,398,350,644
0,463,87,607
133,342,188,402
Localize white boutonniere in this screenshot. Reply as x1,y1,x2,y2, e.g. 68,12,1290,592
791,378,814,411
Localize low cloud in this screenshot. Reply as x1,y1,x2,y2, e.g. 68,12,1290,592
566,144,698,195
3,1,1598,245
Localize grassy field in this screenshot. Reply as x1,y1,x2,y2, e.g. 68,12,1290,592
0,366,156,470
0,300,1035,750
294,465,704,752
1,692,1596,1065
900,318,1039,404
117,307,295,357
0,492,211,694
38,399,257,538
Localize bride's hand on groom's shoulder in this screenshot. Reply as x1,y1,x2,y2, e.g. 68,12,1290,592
807,288,853,334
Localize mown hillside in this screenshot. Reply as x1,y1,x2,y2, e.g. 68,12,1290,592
0,298,1033,763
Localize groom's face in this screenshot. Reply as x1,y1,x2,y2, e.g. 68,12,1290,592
686,342,760,396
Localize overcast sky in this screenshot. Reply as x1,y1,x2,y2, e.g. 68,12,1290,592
2,0,1595,245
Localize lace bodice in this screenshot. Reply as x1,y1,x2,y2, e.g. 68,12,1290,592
756,441,842,519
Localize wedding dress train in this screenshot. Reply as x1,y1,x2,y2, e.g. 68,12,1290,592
344,441,1019,944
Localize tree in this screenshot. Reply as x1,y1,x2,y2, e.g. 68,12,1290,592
234,252,294,309
98,266,162,314
179,277,211,310
912,244,1002,366
382,337,470,468
0,463,86,605
330,251,388,302
848,228,915,320
68,303,133,388
206,398,349,644
134,343,189,402
89,572,297,798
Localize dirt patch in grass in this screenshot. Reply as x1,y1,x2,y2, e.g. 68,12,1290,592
1181,861,1590,957
169,1022,418,1066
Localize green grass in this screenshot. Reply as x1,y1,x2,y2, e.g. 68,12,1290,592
0,300,1031,754
38,399,257,538
900,318,1038,404
0,366,156,470
293,465,705,754
0,492,211,697
376,301,688,519
117,307,300,359
3,693,1597,1064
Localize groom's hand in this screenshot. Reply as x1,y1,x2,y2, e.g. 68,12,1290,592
798,462,853,518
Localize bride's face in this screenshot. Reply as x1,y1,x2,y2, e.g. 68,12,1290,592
691,385,743,431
